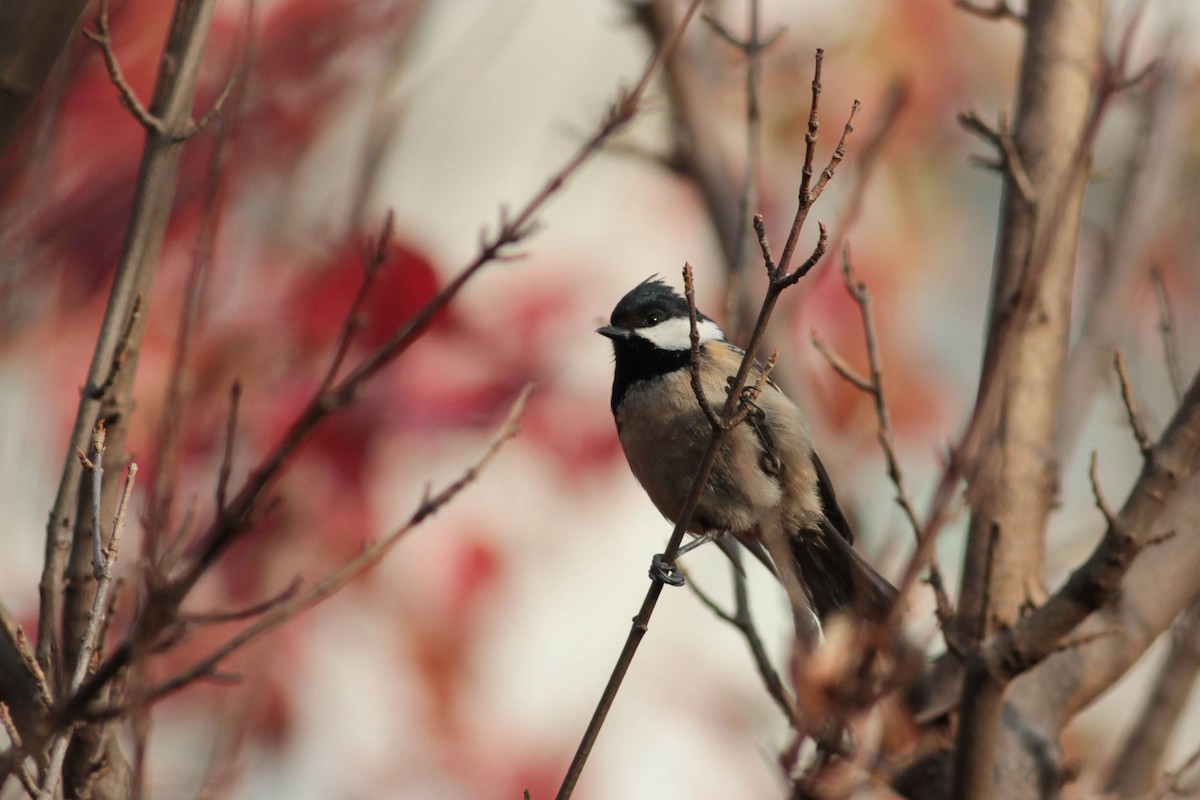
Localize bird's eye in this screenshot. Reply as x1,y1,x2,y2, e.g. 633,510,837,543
645,310,662,326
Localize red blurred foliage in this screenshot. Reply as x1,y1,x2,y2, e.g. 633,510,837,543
288,237,444,353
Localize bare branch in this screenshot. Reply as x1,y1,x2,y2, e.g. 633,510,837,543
180,578,302,625
980,366,1200,683
175,68,241,141
87,389,529,718
1115,350,1154,457
752,213,775,274
82,0,163,133
40,463,137,799
50,0,704,761
683,556,796,722
777,51,856,278
810,333,872,392
812,101,859,201
959,110,1036,204
78,422,108,580
319,211,394,393
813,247,957,641
215,380,242,518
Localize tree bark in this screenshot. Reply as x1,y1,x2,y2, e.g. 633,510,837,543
953,1,1102,798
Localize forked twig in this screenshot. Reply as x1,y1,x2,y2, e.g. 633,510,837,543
82,0,163,133
960,110,1036,204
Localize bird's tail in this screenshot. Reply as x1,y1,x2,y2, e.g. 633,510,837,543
790,529,898,624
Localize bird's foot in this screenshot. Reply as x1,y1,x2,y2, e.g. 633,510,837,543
649,554,685,587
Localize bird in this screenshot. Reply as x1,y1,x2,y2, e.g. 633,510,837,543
598,277,897,625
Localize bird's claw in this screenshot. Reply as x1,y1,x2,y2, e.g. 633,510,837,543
650,553,685,587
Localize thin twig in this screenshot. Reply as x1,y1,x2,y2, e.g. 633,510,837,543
215,380,242,518
1150,266,1185,403
778,50,858,275
682,557,797,722
703,0,781,338
86,389,529,718
959,110,1036,204
812,248,957,638
1114,350,1154,457
175,69,241,141
1088,451,1118,529
89,295,144,400
180,578,301,625
319,211,394,394
82,0,163,133
810,333,872,392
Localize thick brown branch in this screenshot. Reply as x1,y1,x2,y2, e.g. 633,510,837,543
981,366,1200,682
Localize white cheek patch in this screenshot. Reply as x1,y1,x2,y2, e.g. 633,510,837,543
635,316,725,351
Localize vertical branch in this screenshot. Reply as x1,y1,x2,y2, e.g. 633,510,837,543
701,0,772,339
21,0,223,795
36,0,219,688
40,463,137,800
953,1,1102,797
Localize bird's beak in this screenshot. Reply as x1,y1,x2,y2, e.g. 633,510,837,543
596,325,630,340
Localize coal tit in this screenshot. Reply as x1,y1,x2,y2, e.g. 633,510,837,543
598,277,897,623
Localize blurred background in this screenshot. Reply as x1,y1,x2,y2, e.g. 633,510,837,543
1,0,1198,797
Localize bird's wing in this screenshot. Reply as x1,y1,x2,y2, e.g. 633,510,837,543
812,451,855,545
